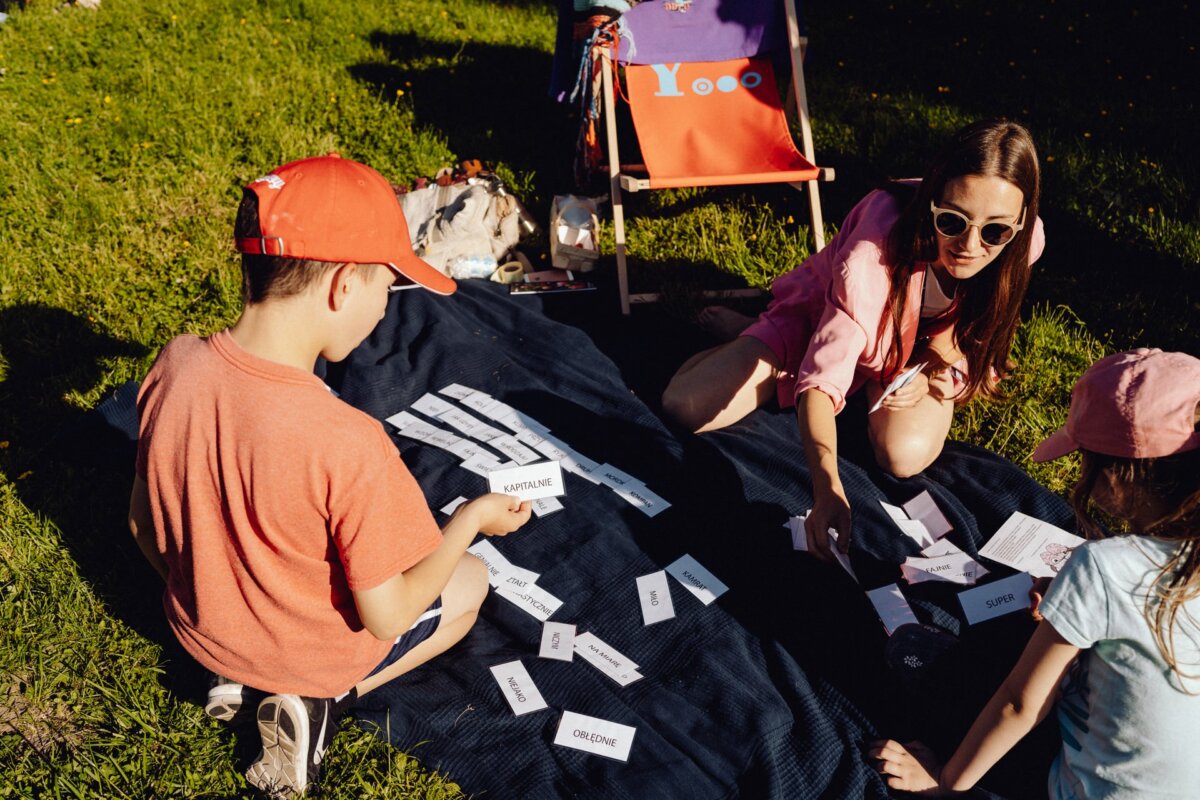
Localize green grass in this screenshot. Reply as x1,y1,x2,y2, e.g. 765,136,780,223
0,0,1195,796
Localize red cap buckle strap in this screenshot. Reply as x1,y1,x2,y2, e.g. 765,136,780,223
235,236,287,256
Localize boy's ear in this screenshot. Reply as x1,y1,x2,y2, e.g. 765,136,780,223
326,263,357,311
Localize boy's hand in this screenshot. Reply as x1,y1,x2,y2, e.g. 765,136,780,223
867,739,951,795
463,493,532,536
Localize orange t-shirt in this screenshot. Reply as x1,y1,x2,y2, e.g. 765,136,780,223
136,331,442,697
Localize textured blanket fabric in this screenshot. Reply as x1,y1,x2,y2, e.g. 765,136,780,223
331,280,1069,799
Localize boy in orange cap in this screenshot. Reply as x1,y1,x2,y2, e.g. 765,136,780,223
129,155,532,796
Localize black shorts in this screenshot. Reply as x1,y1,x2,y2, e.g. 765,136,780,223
363,596,443,679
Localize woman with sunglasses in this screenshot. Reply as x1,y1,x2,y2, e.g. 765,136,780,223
661,118,1044,562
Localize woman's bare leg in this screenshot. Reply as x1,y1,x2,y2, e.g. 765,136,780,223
696,306,757,342
661,336,782,433
864,370,957,478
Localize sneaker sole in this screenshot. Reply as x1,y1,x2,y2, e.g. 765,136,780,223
204,682,245,722
246,695,309,797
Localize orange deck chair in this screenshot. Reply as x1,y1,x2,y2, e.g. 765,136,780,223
597,0,834,314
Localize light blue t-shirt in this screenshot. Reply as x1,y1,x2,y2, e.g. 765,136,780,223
1040,536,1200,799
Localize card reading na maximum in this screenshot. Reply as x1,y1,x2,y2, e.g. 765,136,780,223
488,461,565,501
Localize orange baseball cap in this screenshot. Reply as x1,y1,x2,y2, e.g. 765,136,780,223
234,154,456,295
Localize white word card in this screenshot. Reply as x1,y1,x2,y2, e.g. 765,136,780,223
539,621,576,661
495,582,563,622
553,711,636,762
978,512,1085,578
636,571,676,626
958,572,1034,625
900,552,988,585
532,496,565,517
614,484,671,518
665,554,729,605
489,660,548,716
902,491,954,540
869,362,927,414
488,461,565,501
595,463,643,491
437,383,477,400
467,539,519,587
574,632,641,683
880,501,936,549
384,410,422,430
439,496,469,516
866,584,920,636
411,392,457,419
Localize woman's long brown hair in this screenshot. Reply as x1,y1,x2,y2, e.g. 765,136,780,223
881,118,1041,401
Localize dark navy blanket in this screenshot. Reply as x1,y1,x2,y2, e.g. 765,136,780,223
331,280,1070,799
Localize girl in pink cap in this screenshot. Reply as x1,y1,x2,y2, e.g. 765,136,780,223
661,118,1045,563
871,348,1200,798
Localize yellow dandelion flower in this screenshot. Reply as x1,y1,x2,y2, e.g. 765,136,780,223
104,95,112,104
749,234,758,241
405,80,412,87
1147,207,1155,214
0,441,9,449
240,17,247,25
1083,132,1092,139
396,88,405,97
183,240,191,248
786,216,794,224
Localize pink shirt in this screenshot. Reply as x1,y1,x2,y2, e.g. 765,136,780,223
136,331,442,697
743,187,1045,411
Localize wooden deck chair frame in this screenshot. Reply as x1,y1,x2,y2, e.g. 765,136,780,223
599,0,834,315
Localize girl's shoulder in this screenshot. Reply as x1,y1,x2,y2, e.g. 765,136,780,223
1077,535,1183,581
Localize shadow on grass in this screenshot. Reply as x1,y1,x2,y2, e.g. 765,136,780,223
349,32,578,214
0,305,206,700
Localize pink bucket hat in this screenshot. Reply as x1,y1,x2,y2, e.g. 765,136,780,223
1032,348,1200,462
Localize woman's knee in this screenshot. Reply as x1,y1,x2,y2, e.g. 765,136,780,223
872,432,944,478
661,382,710,432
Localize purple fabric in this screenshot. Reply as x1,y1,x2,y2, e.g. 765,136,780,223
616,0,788,65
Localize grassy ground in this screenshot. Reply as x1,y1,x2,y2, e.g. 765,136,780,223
0,0,1194,796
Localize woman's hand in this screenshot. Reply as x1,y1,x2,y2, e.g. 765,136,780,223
805,485,853,561
867,739,951,795
879,370,931,411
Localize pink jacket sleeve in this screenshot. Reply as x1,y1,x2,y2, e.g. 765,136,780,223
791,249,880,414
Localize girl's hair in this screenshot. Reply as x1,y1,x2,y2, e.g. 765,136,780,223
882,118,1041,401
1072,435,1200,682
234,188,339,303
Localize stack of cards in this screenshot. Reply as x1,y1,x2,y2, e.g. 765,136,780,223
467,539,564,622
390,385,674,519
880,491,953,549
900,538,989,585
